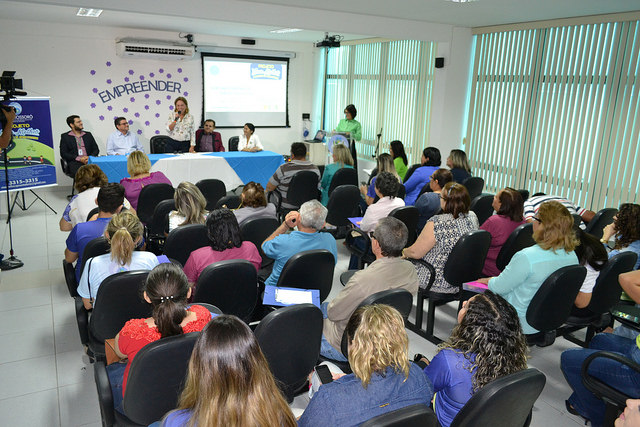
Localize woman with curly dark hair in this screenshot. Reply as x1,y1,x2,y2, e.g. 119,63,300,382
601,203,640,270
416,291,528,427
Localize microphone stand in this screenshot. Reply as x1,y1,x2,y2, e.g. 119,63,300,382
374,127,382,158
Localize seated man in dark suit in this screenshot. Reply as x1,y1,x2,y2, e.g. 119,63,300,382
60,115,99,176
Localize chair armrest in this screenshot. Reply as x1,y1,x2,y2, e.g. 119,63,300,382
62,260,79,298
74,297,90,345
93,360,116,427
582,350,640,408
407,258,436,292
344,227,372,257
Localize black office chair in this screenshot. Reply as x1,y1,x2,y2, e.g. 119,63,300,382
584,208,618,240
328,167,358,196
462,176,484,201
525,265,587,347
150,135,174,154
94,332,199,427
228,136,239,151
390,206,419,246
268,170,319,218
572,214,582,228
62,259,78,298
145,199,175,254
86,206,99,222
325,185,361,231
240,217,280,269
136,183,174,225
403,164,421,183
196,179,226,211
193,260,258,322
60,157,76,198
254,303,323,402
495,223,535,271
79,236,111,277
561,252,638,347
407,230,491,344
163,224,209,267
215,194,241,209
361,404,439,427
469,193,494,226
450,368,546,427
276,249,335,302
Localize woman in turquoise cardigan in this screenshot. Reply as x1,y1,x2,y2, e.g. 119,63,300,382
320,143,354,205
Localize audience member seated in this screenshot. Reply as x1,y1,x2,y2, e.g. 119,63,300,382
573,228,608,310
233,182,277,226
322,217,418,361
359,172,405,233
416,291,528,427
77,211,159,309
361,153,400,207
523,193,595,224
300,305,433,426
320,143,354,205
65,183,125,282
168,182,207,233
183,209,261,286
106,263,211,415
403,183,479,293
238,122,263,152
159,315,296,427
601,203,640,270
261,200,337,287
390,140,409,181
479,187,525,276
403,147,442,206
561,271,640,426
60,164,109,231
266,142,320,210
193,119,224,152
477,201,579,336
446,149,472,183
119,150,172,210
415,168,453,232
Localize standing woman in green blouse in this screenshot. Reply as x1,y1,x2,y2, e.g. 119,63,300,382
390,140,409,181
335,104,362,169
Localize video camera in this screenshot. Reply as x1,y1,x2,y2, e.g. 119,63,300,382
1,71,26,126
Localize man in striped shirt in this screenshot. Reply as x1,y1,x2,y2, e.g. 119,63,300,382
523,193,595,224
266,142,320,210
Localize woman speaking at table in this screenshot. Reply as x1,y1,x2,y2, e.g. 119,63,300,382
335,104,362,168
165,97,195,153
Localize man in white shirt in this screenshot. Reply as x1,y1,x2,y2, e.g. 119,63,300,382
106,117,143,155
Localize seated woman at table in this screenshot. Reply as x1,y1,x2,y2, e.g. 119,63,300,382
193,119,224,153
601,203,640,270
119,150,172,210
233,182,277,226
77,211,159,309
183,208,262,286
390,140,409,181
107,263,211,415
238,122,263,152
360,153,400,206
168,182,208,232
60,164,114,231
320,143,354,205
446,149,472,183
415,168,453,232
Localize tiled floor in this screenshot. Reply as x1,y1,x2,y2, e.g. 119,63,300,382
0,186,586,426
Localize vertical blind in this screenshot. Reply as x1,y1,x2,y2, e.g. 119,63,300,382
323,40,437,164
466,20,640,210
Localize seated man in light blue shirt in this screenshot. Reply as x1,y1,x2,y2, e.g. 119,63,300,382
262,199,337,287
106,117,143,155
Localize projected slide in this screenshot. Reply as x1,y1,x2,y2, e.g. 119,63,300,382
202,54,289,127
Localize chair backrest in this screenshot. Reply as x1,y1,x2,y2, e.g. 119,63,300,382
86,207,99,222
276,249,335,302
518,189,530,201
526,265,587,332
402,164,421,183
287,170,320,208
150,135,173,154
469,193,494,226
443,230,492,290
80,236,111,277
389,206,419,247
215,195,241,209
163,224,209,266
254,304,323,401
240,217,280,268
572,214,582,228
450,368,546,427
462,177,485,201
328,167,359,195
584,208,618,239
586,252,638,314
196,179,227,211
89,270,152,344
137,183,175,225
149,199,175,236
326,184,361,226
396,184,406,200
123,332,199,425
360,404,439,427
228,136,239,151
193,260,258,322
358,288,414,318
495,223,534,271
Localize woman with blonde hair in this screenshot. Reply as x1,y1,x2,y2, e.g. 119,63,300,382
161,315,295,427
361,153,401,206
299,305,432,426
166,96,195,153
477,200,579,336
119,150,172,210
233,181,277,226
168,182,208,232
320,143,354,205
76,211,159,309
446,149,472,183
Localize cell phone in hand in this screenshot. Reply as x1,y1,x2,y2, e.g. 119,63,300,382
315,364,334,384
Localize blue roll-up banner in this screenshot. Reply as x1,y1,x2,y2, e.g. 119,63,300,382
0,97,57,192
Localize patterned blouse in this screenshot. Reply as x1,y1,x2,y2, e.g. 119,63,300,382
415,211,479,293
165,112,195,145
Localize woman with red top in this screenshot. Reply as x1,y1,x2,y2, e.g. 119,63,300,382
106,263,211,414
119,151,172,210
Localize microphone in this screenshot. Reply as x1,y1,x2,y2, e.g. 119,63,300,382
377,127,383,138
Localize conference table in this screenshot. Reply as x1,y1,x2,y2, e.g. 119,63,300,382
88,151,284,189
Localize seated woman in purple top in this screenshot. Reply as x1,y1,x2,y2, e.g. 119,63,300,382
119,150,172,210
416,291,528,427
403,147,441,206
480,187,525,276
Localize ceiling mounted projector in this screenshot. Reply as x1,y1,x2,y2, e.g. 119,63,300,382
315,33,342,48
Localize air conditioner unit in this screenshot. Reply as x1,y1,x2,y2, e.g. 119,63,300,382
116,38,195,61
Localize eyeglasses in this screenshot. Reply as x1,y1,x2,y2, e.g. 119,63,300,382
532,216,542,223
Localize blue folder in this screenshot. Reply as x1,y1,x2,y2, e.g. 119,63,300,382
263,285,321,308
